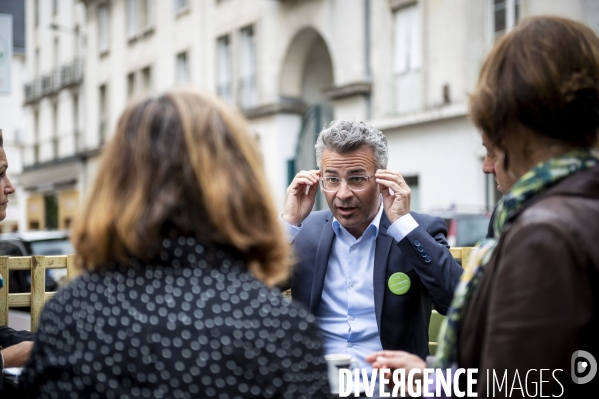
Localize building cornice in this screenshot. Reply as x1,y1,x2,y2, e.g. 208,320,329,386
388,0,417,11
324,81,372,101
242,99,308,120
371,102,468,131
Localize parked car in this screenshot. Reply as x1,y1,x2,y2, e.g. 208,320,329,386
428,211,492,249
0,231,74,294
442,213,492,248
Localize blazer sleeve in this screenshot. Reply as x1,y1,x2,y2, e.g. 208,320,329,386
396,215,462,314
0,326,35,348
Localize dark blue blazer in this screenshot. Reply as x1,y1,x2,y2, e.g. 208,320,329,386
290,210,462,359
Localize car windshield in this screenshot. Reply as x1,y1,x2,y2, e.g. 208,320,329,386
456,215,491,247
30,239,74,256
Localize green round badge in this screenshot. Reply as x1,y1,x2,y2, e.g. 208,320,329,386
388,272,411,295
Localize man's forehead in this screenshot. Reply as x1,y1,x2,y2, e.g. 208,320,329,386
321,147,375,168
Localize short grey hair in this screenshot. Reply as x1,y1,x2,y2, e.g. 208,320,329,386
315,119,388,169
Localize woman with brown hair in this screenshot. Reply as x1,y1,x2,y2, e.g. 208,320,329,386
20,90,329,398
367,16,599,397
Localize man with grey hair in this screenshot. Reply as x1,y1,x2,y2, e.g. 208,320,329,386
282,119,462,383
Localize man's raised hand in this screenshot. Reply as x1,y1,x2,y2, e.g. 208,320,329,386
282,170,321,227
376,169,412,224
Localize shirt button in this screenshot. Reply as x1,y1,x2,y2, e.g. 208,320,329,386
348,315,355,321
347,342,354,348
348,281,354,288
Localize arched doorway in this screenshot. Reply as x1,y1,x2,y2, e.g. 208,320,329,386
280,28,334,210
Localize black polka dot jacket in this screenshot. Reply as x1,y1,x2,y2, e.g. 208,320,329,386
19,238,330,398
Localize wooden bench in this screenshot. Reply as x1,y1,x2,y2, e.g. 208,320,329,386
0,255,77,331
0,246,472,340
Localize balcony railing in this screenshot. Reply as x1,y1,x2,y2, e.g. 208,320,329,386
41,74,54,96
23,131,84,167
61,59,84,87
23,59,84,104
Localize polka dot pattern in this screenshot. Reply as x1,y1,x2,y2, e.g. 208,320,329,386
20,238,329,398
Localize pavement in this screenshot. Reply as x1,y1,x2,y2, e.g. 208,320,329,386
8,309,31,331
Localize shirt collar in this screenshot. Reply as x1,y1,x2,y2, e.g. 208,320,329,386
332,196,384,240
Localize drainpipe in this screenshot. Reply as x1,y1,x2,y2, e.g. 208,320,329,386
364,0,372,120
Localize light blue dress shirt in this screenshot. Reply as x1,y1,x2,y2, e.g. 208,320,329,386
283,200,419,380
317,204,385,377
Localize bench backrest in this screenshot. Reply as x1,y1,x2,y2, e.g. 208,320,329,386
0,246,473,339
0,255,77,331
428,247,473,355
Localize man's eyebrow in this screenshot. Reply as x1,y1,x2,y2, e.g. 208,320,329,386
347,168,367,174
323,169,340,175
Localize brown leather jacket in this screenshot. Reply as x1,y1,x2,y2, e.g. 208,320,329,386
458,164,599,398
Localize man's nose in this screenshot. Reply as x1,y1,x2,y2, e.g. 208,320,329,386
335,181,354,200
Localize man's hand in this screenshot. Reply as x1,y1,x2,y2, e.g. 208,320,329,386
375,170,411,224
282,170,321,227
366,350,425,392
2,341,34,368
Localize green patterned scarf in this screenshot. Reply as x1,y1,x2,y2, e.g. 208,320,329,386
435,149,599,369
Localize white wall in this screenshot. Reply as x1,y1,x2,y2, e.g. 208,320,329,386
385,116,486,212
250,113,302,210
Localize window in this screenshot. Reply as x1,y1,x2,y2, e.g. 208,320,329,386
98,3,109,53
53,38,59,68
35,0,40,26
216,35,233,104
392,5,421,115
73,93,80,151
239,26,257,108
52,102,59,159
141,66,152,93
405,175,420,211
139,0,151,29
35,47,40,76
176,52,189,84
127,0,136,36
127,0,153,37
174,0,189,12
34,110,40,163
127,72,136,98
44,195,59,230
127,67,152,99
99,85,107,145
492,0,521,36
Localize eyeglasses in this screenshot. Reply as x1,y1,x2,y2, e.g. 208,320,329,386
319,175,375,192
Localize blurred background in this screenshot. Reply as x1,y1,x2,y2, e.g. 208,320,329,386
0,0,598,259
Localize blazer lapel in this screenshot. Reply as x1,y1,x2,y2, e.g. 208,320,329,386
310,215,335,313
373,212,394,329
